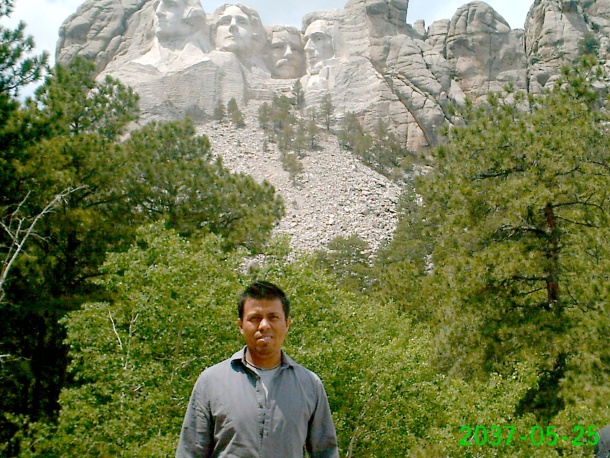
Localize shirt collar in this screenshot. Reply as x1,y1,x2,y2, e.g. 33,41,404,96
230,346,297,369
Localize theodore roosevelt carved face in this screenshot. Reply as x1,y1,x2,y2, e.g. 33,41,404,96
267,26,305,79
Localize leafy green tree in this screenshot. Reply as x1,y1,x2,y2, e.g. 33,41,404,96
0,54,282,454
381,58,610,423
270,94,296,134
578,31,600,57
0,56,140,454
314,234,372,293
17,224,245,457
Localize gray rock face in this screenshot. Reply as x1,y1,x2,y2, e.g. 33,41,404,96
55,0,610,251
57,0,610,146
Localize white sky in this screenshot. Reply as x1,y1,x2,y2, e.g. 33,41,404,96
1,0,533,96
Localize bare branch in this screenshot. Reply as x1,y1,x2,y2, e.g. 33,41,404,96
0,186,86,303
108,311,123,351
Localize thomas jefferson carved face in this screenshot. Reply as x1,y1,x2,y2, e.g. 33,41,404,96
214,5,254,55
268,27,305,79
303,20,335,69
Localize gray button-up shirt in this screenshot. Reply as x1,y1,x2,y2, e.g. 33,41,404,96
176,347,339,458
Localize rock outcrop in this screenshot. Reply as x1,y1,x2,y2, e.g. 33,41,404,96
57,0,610,145
55,0,610,251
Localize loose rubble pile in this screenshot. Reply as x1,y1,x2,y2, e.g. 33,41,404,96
198,106,402,254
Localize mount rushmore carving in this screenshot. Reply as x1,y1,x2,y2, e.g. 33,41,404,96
57,0,610,152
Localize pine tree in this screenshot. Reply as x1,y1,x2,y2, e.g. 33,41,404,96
378,57,610,422
213,98,226,121
227,97,245,128
319,93,334,130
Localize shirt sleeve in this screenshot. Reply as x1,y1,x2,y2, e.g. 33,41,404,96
306,379,339,458
175,375,213,458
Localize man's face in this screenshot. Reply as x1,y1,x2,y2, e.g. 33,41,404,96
239,298,290,367
270,30,305,78
155,0,190,40
215,5,253,54
304,20,334,68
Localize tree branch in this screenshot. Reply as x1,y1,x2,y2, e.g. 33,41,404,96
0,186,86,303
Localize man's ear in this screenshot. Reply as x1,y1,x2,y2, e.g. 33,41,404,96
286,317,292,329
238,318,244,335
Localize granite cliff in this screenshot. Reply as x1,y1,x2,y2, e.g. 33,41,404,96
54,0,610,252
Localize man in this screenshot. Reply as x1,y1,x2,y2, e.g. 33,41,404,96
596,425,610,458
176,280,339,458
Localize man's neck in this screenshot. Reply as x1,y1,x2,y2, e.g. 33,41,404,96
245,349,281,370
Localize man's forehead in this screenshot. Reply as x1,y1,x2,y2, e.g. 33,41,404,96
243,297,284,311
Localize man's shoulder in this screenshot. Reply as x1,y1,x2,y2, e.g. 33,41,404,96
283,353,325,386
197,349,245,380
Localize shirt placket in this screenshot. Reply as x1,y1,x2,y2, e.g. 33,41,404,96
254,374,269,456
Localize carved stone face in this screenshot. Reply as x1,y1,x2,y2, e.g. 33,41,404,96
269,29,305,79
155,0,192,40
214,5,254,55
303,20,335,69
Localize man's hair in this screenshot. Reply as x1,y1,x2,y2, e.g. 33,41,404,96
238,281,290,319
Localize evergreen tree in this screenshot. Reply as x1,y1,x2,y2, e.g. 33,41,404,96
257,101,271,130
119,119,285,251
379,58,610,422
226,97,245,128
292,79,305,110
319,93,334,130
213,99,225,121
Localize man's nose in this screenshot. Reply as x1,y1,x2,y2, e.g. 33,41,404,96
283,45,294,58
259,317,271,329
304,39,313,51
229,17,238,31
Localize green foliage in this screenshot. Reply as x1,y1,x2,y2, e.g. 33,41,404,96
17,224,245,457
338,113,412,180
119,119,285,251
319,93,334,130
0,2,48,95
213,99,225,121
314,234,372,293
279,150,304,185
257,95,319,155
578,32,600,57
0,51,283,453
292,79,305,110
226,97,245,128
380,58,610,426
